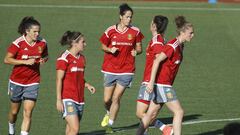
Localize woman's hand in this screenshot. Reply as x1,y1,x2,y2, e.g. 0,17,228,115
86,84,96,94
146,82,154,93
109,47,119,54
56,99,64,113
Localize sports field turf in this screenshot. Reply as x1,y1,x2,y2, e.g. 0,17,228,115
0,0,240,134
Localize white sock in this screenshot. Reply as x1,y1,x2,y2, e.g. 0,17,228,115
108,119,114,126
107,111,110,115
21,131,29,135
8,122,15,134
154,119,165,131
160,125,166,131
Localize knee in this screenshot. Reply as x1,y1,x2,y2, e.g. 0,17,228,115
103,98,111,105
136,111,144,119
10,109,19,116
174,108,184,117
23,109,33,119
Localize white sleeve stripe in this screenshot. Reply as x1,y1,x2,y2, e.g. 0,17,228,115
12,43,20,48
104,32,109,38
104,25,115,38
57,58,68,62
151,42,163,47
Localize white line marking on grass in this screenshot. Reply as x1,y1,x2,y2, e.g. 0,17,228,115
0,4,240,11
182,117,240,125
114,117,240,133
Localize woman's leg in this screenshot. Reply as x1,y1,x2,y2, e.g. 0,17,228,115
21,100,36,133
165,100,184,135
109,83,125,122
8,102,21,134
65,115,79,135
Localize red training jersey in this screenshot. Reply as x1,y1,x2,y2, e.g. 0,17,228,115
142,34,165,84
100,24,144,75
158,38,184,86
56,50,86,104
8,36,48,86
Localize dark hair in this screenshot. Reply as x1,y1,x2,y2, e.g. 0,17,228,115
119,3,133,16
18,16,40,35
224,122,240,135
175,16,193,35
153,15,168,35
60,31,83,46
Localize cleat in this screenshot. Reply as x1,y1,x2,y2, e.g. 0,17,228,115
162,125,173,135
105,126,114,134
101,114,109,127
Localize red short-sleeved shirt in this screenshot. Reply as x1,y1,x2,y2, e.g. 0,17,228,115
142,34,165,83
158,38,184,86
56,50,86,104
8,36,48,86
100,24,144,75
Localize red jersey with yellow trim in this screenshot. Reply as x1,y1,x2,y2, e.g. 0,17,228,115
100,24,144,75
56,50,86,104
158,38,183,86
8,36,48,86
142,34,165,83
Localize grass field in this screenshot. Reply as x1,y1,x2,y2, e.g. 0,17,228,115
0,0,240,134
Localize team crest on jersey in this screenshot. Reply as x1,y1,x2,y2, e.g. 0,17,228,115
38,46,43,53
128,34,133,40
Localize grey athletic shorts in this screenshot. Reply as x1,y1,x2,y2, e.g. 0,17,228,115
103,73,133,88
137,84,154,102
8,82,39,102
153,85,178,103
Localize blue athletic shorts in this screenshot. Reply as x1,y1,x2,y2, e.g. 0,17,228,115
62,100,84,120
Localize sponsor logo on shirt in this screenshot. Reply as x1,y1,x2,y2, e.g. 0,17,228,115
22,55,28,59
22,55,41,59
71,67,84,72
112,41,116,46
112,41,132,46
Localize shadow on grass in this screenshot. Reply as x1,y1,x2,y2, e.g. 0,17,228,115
197,128,223,135
79,114,202,135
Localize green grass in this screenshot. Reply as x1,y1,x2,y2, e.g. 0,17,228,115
1,0,240,134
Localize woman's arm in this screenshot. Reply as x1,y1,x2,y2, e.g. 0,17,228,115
101,44,118,54
4,52,35,65
56,70,65,112
146,52,168,93
85,82,96,94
